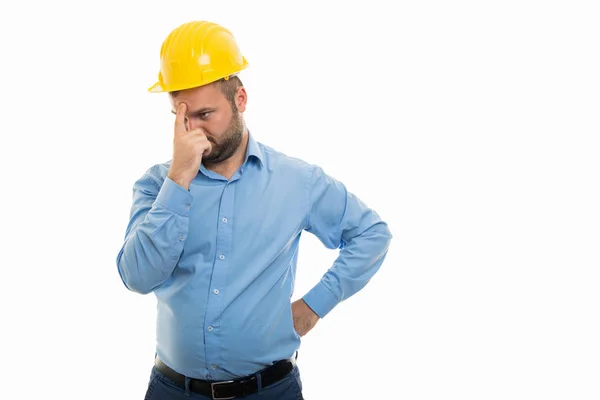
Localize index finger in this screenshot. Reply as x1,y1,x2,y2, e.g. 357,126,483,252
174,103,187,133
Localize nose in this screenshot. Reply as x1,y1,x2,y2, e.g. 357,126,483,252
186,117,207,132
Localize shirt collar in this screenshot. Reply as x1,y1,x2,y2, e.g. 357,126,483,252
245,131,265,167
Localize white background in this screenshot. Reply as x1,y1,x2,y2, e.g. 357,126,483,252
1,0,599,399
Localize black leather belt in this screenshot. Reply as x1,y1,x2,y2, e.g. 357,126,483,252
154,354,297,399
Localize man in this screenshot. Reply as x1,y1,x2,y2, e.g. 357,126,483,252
116,20,392,400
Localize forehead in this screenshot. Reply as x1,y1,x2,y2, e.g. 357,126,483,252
169,82,225,109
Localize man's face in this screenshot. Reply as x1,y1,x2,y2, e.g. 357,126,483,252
170,82,246,164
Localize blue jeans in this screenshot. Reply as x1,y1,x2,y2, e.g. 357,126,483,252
144,364,304,400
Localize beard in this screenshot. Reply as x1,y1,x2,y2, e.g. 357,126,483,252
202,110,245,164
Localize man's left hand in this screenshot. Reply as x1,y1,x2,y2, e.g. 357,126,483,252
292,299,320,337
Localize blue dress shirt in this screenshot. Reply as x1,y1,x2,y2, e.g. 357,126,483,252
116,133,392,380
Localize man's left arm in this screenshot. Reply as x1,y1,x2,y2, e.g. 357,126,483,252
300,165,393,321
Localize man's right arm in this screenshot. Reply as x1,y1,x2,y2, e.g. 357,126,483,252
116,170,192,294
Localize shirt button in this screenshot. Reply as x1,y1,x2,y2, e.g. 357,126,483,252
185,204,190,210
219,255,225,260
213,289,219,295
222,217,227,223
212,365,217,370
208,326,213,332
179,235,184,241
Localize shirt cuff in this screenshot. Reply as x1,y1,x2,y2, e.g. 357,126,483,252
155,177,193,216
302,281,340,318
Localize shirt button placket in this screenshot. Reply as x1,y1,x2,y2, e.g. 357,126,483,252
208,181,233,374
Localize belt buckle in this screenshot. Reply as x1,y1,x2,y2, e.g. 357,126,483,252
211,380,235,400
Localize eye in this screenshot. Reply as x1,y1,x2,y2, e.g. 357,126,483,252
195,112,211,120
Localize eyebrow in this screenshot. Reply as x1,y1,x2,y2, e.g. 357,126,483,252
171,107,214,117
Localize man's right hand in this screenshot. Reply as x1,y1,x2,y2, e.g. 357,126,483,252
167,103,212,190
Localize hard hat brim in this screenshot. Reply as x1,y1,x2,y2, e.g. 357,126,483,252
148,82,164,93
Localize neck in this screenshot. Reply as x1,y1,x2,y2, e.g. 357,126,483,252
204,129,249,180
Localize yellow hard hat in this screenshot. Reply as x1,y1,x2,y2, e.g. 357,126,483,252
148,21,249,93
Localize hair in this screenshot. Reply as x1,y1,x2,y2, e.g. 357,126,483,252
170,75,243,111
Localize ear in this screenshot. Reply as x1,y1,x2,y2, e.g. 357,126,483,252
235,86,248,112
